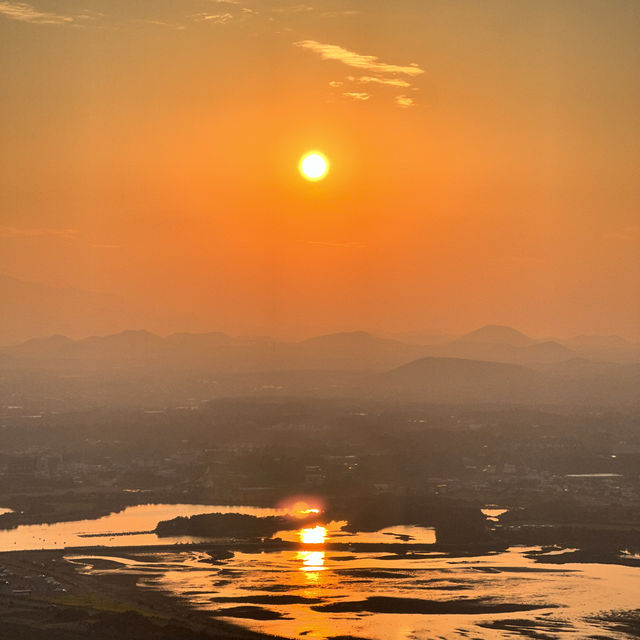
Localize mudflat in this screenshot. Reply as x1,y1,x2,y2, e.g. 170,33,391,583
0,549,283,640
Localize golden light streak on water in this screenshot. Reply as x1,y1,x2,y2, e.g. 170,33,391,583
297,550,325,571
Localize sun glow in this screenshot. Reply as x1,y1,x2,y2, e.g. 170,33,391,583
300,525,327,544
299,152,329,181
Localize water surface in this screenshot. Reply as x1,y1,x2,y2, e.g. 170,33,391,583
3,503,639,638
0,503,283,551
69,544,640,639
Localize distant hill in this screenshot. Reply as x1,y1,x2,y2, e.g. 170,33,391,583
414,324,640,365
0,328,637,408
8,334,75,358
4,329,166,363
166,332,234,349
375,355,639,406
378,357,544,403
3,325,638,373
559,335,640,363
0,329,428,372
80,330,168,362
455,325,535,347
401,325,579,365
297,331,426,370
301,330,400,349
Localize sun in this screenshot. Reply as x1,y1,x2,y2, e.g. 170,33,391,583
299,525,327,544
299,151,329,181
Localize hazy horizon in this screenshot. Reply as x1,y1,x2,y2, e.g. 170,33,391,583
2,270,640,346
0,312,639,348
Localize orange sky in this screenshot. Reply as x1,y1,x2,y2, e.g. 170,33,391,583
1,0,639,340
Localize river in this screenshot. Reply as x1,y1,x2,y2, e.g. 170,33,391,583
2,503,639,639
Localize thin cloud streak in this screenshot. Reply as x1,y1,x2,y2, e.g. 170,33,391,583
308,240,366,249
0,226,80,239
91,243,122,250
357,75,411,88
0,1,74,24
395,95,415,108
343,91,370,101
192,12,234,23
320,10,359,17
295,40,424,77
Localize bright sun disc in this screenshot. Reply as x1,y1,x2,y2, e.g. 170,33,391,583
300,525,327,544
299,152,329,181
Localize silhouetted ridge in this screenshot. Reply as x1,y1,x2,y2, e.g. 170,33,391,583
379,357,544,403
301,331,402,348
455,325,534,347
385,356,536,379
166,331,232,346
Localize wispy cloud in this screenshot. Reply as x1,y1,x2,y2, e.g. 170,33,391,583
191,2,257,25
308,240,365,249
395,95,415,108
0,226,80,239
269,4,357,19
192,12,234,23
356,75,411,88
294,40,424,77
296,40,424,108
343,91,370,101
0,1,75,24
320,10,359,18
271,4,314,14
135,18,186,30
91,243,121,250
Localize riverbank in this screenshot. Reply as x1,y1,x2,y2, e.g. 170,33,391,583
0,486,273,531
0,549,283,640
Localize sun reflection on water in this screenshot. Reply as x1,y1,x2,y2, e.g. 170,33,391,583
297,550,325,571
299,525,327,544
297,525,326,578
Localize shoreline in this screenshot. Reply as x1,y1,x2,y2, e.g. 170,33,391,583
0,548,285,640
